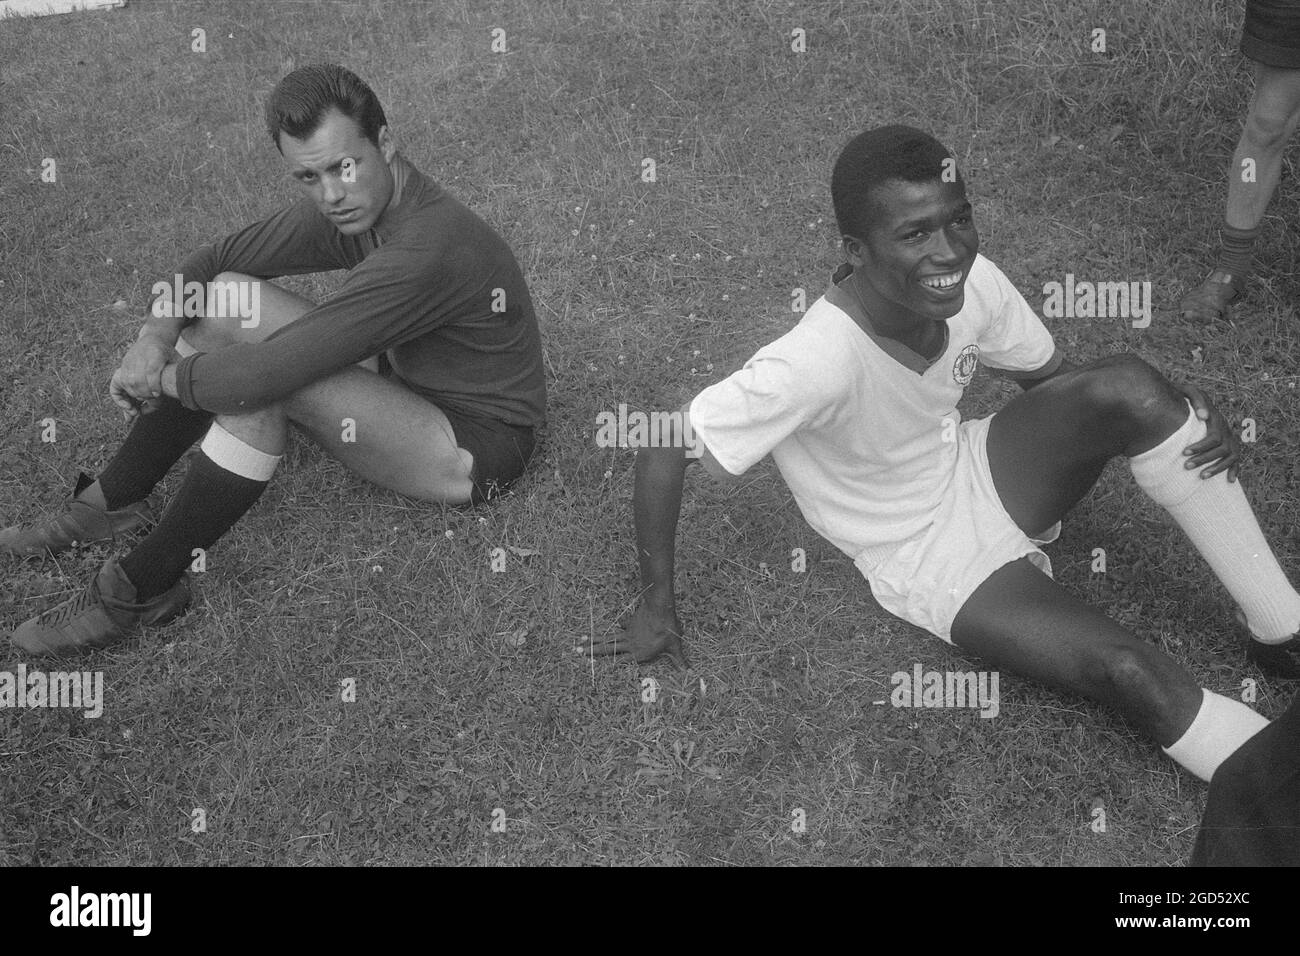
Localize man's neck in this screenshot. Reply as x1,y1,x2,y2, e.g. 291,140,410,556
845,268,942,357
389,151,409,204
374,152,411,236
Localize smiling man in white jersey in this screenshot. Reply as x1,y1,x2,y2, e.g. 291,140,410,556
584,125,1300,784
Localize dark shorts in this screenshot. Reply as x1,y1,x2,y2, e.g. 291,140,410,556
1241,0,1300,68
376,354,538,504
441,405,537,505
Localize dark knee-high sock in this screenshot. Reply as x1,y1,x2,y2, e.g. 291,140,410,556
97,397,214,509
1215,222,1262,277
120,423,280,601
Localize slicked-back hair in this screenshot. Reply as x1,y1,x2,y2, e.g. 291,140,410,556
265,63,388,150
831,125,959,239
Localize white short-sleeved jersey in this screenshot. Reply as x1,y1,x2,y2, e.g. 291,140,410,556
688,253,1060,564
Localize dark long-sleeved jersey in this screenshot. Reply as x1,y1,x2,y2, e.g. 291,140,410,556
170,154,546,428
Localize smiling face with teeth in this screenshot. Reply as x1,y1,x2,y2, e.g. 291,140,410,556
841,176,979,348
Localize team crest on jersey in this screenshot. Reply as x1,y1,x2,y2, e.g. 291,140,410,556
952,344,979,386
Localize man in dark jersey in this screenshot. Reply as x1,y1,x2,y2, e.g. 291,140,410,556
3,64,546,656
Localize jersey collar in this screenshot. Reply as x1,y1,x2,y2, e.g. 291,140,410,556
825,264,949,374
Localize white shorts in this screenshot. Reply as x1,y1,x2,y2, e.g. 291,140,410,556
855,414,1059,643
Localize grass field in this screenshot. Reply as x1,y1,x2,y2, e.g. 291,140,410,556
1,0,1298,866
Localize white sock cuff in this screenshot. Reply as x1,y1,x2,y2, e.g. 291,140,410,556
175,336,199,358
1161,688,1269,782
1128,401,1207,505
200,422,281,481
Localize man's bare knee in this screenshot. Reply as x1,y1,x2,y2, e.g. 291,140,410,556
182,272,288,351
1245,99,1300,152
183,273,253,349
1074,353,1185,436
1088,643,1199,741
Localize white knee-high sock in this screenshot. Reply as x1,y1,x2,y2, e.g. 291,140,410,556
1129,403,1300,643
1162,688,1268,781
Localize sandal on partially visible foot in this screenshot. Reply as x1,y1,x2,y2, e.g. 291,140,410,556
1235,608,1300,680
1178,270,1245,323
1246,637,1300,680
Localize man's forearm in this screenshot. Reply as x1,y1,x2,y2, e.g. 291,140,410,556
634,443,690,612
139,308,186,346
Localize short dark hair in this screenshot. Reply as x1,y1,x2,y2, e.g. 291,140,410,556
264,63,388,150
831,125,960,238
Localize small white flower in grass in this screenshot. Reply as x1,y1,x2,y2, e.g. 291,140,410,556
722,294,730,301
604,469,612,480
692,350,700,357
669,253,676,260
587,363,597,373
372,564,383,573
725,255,733,261
105,257,113,265
617,355,625,365
627,219,635,225
574,206,581,213
122,729,133,740
444,530,454,539
691,368,697,374
478,516,487,524
571,229,579,237
706,363,714,371
590,254,597,260
693,253,701,260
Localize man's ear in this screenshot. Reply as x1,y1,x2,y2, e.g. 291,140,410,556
842,234,868,268
377,125,397,163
